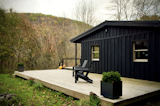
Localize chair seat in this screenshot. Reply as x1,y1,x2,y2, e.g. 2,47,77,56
74,60,93,83
77,73,85,78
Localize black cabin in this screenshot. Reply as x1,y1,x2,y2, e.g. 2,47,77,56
70,21,160,82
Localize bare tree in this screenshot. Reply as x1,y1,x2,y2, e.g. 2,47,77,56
73,0,97,29
105,0,160,21
106,0,136,20
134,0,160,19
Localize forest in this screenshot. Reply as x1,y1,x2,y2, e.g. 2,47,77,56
1,0,160,74
0,8,92,74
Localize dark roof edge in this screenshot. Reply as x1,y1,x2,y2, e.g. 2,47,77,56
70,21,160,43
70,20,107,43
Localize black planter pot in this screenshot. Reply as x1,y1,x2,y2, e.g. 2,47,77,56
18,66,24,72
101,81,122,99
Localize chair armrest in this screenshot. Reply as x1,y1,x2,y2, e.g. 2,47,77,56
75,67,89,72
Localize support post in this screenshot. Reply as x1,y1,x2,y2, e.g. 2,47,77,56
75,43,77,66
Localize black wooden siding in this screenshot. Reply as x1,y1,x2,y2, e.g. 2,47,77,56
80,26,160,82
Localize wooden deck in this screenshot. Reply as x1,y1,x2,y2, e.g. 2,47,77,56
14,69,160,106
62,67,73,70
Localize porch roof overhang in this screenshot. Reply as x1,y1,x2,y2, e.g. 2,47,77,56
70,21,160,43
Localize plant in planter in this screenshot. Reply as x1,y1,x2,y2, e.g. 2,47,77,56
101,71,122,99
17,63,24,72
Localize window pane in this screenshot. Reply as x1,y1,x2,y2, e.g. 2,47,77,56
135,40,148,50
93,46,99,51
93,53,99,58
135,51,148,59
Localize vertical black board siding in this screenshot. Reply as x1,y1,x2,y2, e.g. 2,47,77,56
103,28,105,38
97,41,99,73
111,38,115,71
135,63,140,79
101,40,105,73
149,32,155,81
126,36,130,77
123,27,128,35
92,41,95,73
139,63,144,79
81,43,83,65
108,27,110,37
99,40,102,74
118,37,122,75
84,42,86,61
134,34,140,79
105,28,107,37
128,27,133,34
81,43,84,65
128,35,131,78
115,38,118,71
78,25,160,82
139,33,144,79
88,41,91,68
105,39,108,72
155,30,160,81
83,42,85,61
144,63,149,80
122,36,126,77
84,42,87,60
144,33,149,80
108,39,111,71
90,41,94,72
110,38,112,70
110,39,112,71
130,35,134,78
86,42,88,66
85,42,87,60
116,27,119,36
92,40,100,73
102,29,104,38
113,27,116,37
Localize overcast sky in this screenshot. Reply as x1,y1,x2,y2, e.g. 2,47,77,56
0,0,111,24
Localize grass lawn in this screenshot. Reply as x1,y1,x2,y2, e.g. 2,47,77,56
1,74,160,106
0,74,78,106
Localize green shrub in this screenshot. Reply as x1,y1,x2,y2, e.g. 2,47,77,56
28,78,34,86
77,92,100,106
89,92,100,106
17,63,24,66
33,81,43,90
77,97,90,106
102,71,121,83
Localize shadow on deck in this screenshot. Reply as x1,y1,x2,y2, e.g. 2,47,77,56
14,69,160,106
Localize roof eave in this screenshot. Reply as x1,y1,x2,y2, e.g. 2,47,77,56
70,21,160,43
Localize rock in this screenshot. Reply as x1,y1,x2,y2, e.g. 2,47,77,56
0,93,17,105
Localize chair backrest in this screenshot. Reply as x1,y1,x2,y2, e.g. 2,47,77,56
82,60,88,68
88,61,93,68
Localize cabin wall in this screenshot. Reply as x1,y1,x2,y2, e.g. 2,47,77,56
80,26,160,82
155,30,160,82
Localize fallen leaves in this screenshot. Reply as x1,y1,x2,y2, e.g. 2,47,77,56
0,74,77,106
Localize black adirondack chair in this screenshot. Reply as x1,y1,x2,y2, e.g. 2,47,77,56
74,60,93,83
73,60,88,77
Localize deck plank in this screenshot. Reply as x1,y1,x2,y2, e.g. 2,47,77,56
15,69,160,106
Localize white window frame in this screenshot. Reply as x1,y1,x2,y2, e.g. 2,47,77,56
92,45,99,61
133,40,148,62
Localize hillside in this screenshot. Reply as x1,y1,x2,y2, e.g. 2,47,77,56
23,13,92,68
0,9,92,73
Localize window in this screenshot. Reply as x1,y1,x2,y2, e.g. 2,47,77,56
92,45,99,61
133,40,148,62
